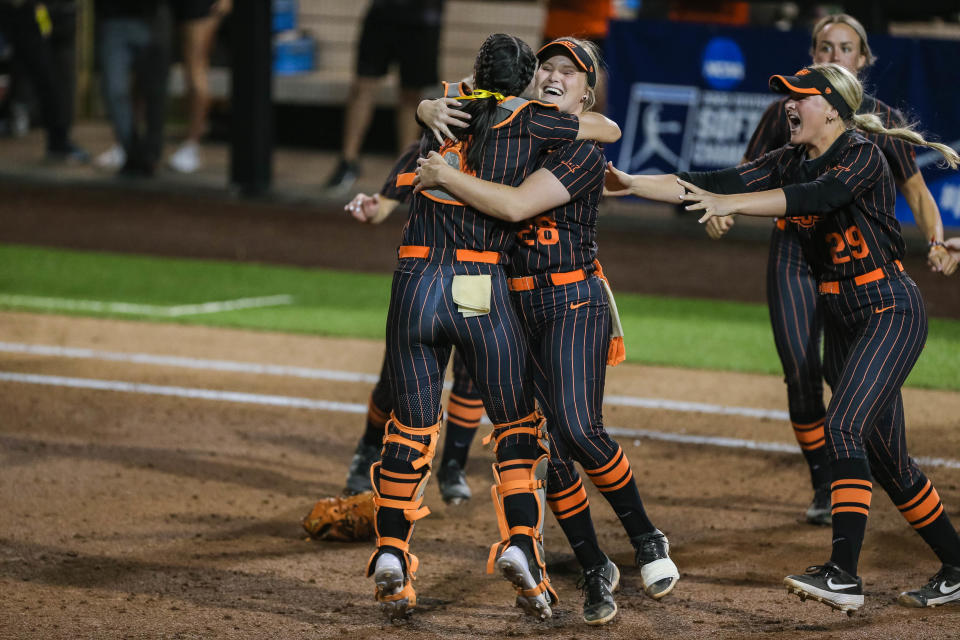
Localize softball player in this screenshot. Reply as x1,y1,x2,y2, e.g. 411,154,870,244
367,33,620,621
415,38,679,626
341,80,485,505
710,14,957,526
606,63,960,613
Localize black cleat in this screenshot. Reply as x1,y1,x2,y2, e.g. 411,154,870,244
784,562,863,613
578,556,620,625
898,564,960,608
343,441,380,495
805,484,832,526
631,529,679,599
437,459,471,504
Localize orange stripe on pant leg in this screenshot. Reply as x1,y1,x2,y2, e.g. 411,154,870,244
897,480,931,512
586,450,634,492
792,419,825,450
447,393,484,428
832,487,873,507
548,482,588,516
831,478,873,490
831,479,872,516
912,504,945,529
899,484,943,528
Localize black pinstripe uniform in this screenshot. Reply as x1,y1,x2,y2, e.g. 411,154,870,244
371,98,581,580
357,124,484,479
509,140,659,564
683,130,960,575
744,95,919,490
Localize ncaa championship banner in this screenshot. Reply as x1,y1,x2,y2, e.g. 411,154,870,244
604,19,960,228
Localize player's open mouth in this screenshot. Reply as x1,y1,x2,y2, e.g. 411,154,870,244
786,110,802,134
542,86,563,97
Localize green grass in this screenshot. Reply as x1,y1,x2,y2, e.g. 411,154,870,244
1,243,958,391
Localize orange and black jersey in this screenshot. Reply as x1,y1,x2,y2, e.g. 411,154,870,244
744,94,918,184
511,139,606,276
680,131,903,281
401,100,581,254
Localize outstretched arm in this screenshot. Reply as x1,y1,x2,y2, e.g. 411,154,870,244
414,151,570,222
680,178,786,223
603,162,686,202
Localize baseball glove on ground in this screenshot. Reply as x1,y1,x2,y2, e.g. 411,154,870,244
302,491,375,541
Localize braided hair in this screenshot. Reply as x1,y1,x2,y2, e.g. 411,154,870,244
423,33,537,171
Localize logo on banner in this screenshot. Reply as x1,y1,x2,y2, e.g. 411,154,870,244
617,83,775,175
701,37,745,91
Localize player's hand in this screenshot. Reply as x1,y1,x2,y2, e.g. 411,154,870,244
938,238,960,275
412,151,449,193
678,178,734,223
928,244,958,276
344,192,381,223
602,161,634,197
705,214,735,239
418,98,471,145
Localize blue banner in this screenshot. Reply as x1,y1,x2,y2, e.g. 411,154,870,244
604,19,960,228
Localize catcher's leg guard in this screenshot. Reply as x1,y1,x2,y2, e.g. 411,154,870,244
484,412,557,620
365,412,439,620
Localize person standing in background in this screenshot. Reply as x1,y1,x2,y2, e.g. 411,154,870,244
94,0,173,178
166,0,232,173
0,0,89,162
322,0,444,193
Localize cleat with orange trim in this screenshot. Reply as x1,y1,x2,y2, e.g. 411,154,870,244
784,562,863,613
374,552,415,621
805,484,832,526
495,545,553,620
632,529,679,599
897,564,960,608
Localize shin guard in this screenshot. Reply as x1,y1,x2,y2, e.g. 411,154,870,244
366,412,440,610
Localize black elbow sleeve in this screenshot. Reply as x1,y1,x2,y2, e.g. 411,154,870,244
783,178,853,216
676,168,745,195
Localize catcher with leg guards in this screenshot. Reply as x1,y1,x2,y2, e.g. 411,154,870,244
415,38,678,625
708,14,957,527
606,63,960,614
367,33,621,622
339,118,484,505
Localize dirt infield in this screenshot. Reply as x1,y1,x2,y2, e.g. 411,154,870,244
2,311,959,639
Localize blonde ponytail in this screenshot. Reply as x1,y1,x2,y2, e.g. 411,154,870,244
813,63,960,169
851,113,960,169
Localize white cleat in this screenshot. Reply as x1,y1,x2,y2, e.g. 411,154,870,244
373,553,413,621
495,545,553,620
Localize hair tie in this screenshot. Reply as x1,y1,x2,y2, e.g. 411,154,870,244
455,89,505,102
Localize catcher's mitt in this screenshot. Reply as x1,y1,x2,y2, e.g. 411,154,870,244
302,491,375,542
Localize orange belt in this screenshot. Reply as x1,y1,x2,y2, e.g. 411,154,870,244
507,267,588,292
818,260,904,295
397,245,502,264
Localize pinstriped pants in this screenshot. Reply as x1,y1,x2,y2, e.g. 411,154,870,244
820,271,927,493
